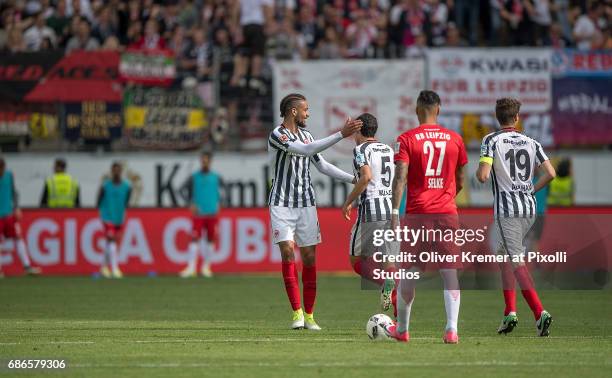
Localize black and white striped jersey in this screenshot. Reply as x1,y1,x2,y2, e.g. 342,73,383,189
268,125,318,208
353,141,394,222
480,129,549,218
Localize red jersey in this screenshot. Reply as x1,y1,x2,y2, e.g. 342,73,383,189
394,124,468,214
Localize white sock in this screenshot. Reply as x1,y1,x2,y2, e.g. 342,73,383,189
15,239,31,268
187,241,198,271
109,241,118,272
396,279,415,333
440,269,460,332
204,242,214,267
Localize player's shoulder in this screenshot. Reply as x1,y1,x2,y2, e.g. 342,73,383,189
481,130,505,145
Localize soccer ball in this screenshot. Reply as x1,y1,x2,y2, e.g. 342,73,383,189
366,314,394,341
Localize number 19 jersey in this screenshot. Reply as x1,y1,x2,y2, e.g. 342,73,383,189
479,129,549,218
394,124,468,215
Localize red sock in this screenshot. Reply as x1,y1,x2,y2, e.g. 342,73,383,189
302,265,317,314
352,258,384,285
282,261,301,311
515,266,544,319
500,263,516,315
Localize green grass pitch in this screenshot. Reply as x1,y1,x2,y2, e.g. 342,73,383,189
0,275,610,377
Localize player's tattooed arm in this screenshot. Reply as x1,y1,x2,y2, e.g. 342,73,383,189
455,165,465,194
391,162,408,229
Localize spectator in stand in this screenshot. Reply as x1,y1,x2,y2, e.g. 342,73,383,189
389,0,425,57
345,8,377,57
133,19,166,50
315,25,345,59
405,31,426,58
232,0,273,92
445,21,468,46
268,17,307,60
551,0,573,43
212,26,239,137
3,25,26,53
489,0,504,45
548,21,570,47
525,0,552,45
92,5,118,44
124,20,142,46
170,25,196,81
102,35,121,50
178,0,199,30
46,0,71,39
573,3,604,50
184,27,212,80
364,28,395,58
500,0,533,45
295,3,319,58
424,0,449,47
66,0,93,22
23,11,56,50
65,16,98,52
453,0,481,45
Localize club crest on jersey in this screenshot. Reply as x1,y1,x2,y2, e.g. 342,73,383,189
480,143,487,156
394,142,400,154
279,134,289,143
355,152,366,166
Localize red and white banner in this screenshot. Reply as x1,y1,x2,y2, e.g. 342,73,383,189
428,48,552,113
273,60,426,158
0,208,354,275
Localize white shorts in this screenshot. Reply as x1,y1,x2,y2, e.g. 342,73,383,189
270,206,321,247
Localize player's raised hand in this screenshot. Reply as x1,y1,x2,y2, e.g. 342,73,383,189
340,117,363,138
342,202,353,221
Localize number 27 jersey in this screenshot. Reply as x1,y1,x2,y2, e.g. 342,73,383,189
394,124,468,215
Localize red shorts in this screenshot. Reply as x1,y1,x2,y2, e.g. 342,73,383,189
192,216,218,242
0,215,21,238
103,222,123,239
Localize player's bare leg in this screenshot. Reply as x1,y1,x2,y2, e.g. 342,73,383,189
300,245,320,330
12,236,40,276
200,238,213,278
180,236,200,278
279,240,303,329
102,235,121,279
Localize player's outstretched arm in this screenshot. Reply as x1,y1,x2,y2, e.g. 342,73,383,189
342,165,371,220
311,154,355,184
533,160,556,193
270,118,362,157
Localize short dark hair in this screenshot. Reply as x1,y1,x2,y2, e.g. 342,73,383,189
201,150,212,159
495,98,521,126
280,93,306,117
416,90,441,110
55,158,66,169
111,161,121,169
357,113,378,137
557,158,571,177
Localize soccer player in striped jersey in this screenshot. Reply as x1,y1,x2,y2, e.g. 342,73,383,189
269,93,362,330
387,90,468,344
341,113,397,313
476,98,557,336
97,162,132,279
0,157,41,276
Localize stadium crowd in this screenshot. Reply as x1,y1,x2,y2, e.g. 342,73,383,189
1,1,610,63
